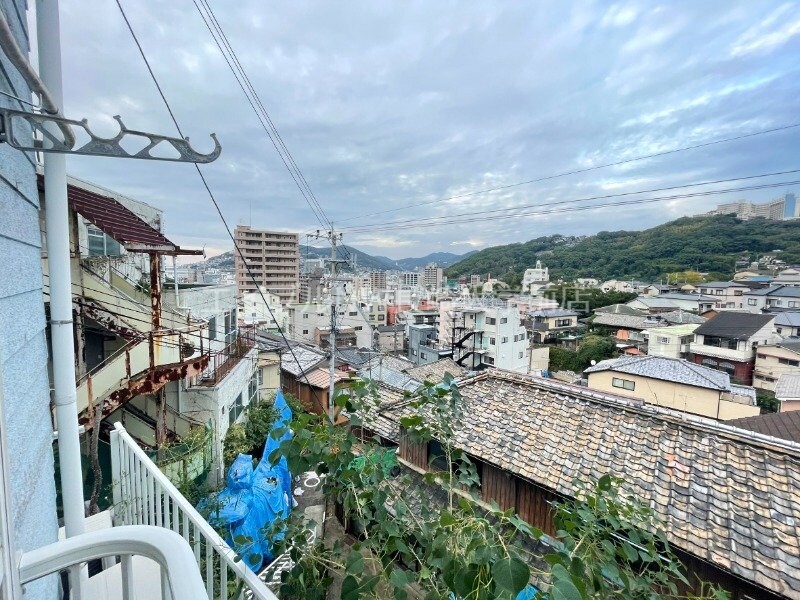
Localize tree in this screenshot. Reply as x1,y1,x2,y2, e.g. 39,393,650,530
756,390,779,414
265,376,728,599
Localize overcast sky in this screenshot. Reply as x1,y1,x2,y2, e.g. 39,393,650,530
46,1,800,259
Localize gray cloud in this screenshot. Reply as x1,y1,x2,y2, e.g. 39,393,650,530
50,0,800,259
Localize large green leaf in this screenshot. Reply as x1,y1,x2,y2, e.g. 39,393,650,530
551,578,583,600
341,575,360,600
491,557,530,593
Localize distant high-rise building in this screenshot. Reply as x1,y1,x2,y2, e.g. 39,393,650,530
423,264,443,290
784,193,797,219
402,272,420,286
234,225,299,304
369,270,387,291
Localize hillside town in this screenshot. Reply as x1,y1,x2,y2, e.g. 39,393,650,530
2,2,800,600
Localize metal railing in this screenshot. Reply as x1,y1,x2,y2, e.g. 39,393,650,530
18,526,207,600
110,423,277,600
194,330,256,387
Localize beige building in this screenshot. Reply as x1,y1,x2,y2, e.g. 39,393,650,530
585,355,759,420
644,323,699,359
234,225,299,303
753,341,800,392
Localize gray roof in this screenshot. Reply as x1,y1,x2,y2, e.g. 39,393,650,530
380,370,800,598
280,345,326,377
629,296,679,308
376,324,405,333
528,308,578,318
775,373,800,399
775,312,800,327
592,312,664,331
697,281,750,289
747,285,800,298
658,292,718,302
777,339,800,354
594,304,646,316
659,310,706,325
358,363,421,392
584,355,732,391
694,311,774,339
335,347,375,368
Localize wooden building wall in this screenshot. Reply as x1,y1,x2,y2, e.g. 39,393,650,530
398,430,428,469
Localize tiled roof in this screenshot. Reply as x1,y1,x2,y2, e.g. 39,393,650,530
658,293,718,302
528,308,579,318
592,313,663,330
381,371,800,598
405,359,467,383
749,285,800,298
280,345,326,377
776,374,800,400
303,367,349,389
335,347,375,368
694,311,774,339
729,411,800,444
594,304,646,315
359,363,421,392
584,355,732,391
776,312,800,327
629,297,679,308
374,355,417,373
659,310,706,325
354,383,407,442
698,281,750,289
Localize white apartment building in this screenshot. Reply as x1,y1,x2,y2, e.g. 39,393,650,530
288,301,373,348
423,264,444,290
521,260,549,294
695,282,750,309
644,324,699,359
240,287,285,330
438,299,529,372
234,225,299,304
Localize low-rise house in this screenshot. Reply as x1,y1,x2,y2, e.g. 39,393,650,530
584,355,759,420
775,312,800,337
642,323,699,359
753,340,800,392
690,311,776,384
729,411,800,443
375,324,406,354
526,308,580,344
695,281,751,308
773,267,800,286
370,370,800,599
287,301,373,347
743,285,800,313
775,373,800,412
642,283,675,296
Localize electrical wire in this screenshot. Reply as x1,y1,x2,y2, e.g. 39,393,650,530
341,168,800,232
338,121,800,224
114,0,330,414
342,178,800,234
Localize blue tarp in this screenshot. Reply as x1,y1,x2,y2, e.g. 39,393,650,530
204,390,294,571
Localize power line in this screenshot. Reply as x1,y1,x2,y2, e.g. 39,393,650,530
114,0,329,413
337,121,800,224
341,168,800,232
342,178,800,234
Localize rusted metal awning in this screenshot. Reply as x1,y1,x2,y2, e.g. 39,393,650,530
38,174,202,255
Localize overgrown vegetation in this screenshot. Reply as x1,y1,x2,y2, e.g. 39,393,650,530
549,336,618,373
264,376,727,599
756,389,780,414
445,214,800,283
544,286,638,313
223,394,279,464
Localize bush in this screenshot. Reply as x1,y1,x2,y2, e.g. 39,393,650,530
222,398,278,466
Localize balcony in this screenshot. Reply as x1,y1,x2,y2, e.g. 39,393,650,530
193,330,256,387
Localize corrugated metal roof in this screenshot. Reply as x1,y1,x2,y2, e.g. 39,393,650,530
42,175,199,255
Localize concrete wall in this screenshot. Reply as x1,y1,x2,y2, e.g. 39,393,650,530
0,1,59,596
753,345,800,391
586,371,758,420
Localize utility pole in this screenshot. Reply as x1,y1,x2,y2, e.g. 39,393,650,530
310,227,346,422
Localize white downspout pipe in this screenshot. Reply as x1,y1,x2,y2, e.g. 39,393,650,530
36,0,85,539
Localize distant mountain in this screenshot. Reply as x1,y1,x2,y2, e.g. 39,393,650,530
190,247,475,273
445,214,800,285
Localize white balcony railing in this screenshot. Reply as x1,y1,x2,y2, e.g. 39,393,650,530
19,525,207,600
110,423,278,600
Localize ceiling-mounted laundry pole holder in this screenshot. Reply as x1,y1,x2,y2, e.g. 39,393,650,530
0,108,221,163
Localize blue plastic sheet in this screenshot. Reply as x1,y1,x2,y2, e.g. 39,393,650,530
205,390,294,571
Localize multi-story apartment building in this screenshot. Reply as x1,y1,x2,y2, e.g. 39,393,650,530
423,264,443,290
402,272,420,286
234,225,299,304
287,302,373,348
369,270,387,291
643,324,700,359
438,299,529,372
710,193,798,221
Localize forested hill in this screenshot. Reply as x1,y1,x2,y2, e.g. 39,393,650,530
445,215,800,284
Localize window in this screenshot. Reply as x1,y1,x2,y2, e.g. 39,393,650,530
734,290,743,296
779,358,800,367
658,337,670,344
421,352,427,360
518,352,523,359
703,336,738,350
777,328,783,334
490,337,496,345
302,329,309,335
249,371,258,405
500,317,508,324
427,440,448,471
612,377,635,391
87,226,122,257
757,353,768,359
715,290,724,295
486,317,496,325
349,311,358,316
303,313,309,319
208,316,217,340
484,356,495,365
228,393,244,426
501,336,509,343
354,326,363,331
747,299,757,306
790,302,799,308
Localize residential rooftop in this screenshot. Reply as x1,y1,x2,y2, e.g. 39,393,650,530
584,355,737,392
728,411,800,444
693,311,774,339
775,373,800,399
